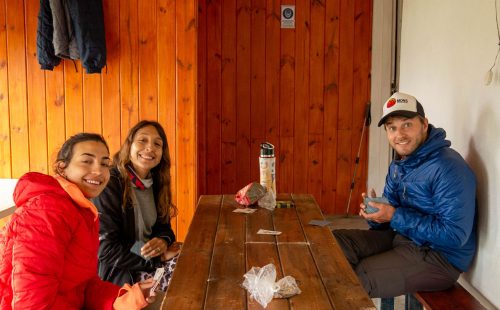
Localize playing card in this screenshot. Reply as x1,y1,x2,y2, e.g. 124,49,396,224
150,267,165,294
233,208,257,214
308,219,332,227
130,240,149,260
257,229,282,235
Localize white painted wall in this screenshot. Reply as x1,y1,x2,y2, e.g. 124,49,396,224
0,179,17,211
368,0,394,195
395,0,499,308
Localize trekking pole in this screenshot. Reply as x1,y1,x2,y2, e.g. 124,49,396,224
345,101,371,217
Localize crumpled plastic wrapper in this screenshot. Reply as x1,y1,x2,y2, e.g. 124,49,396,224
235,182,267,206
258,190,276,211
242,264,301,308
274,276,301,298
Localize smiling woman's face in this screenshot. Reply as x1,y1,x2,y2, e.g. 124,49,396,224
130,125,163,179
61,141,111,198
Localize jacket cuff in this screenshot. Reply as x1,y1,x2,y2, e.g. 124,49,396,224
40,64,55,70
85,66,103,74
113,283,148,310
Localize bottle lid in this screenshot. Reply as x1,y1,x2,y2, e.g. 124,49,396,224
260,142,275,157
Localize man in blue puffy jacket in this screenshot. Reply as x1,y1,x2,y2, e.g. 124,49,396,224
333,92,477,298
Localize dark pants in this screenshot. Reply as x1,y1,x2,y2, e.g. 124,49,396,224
333,229,461,298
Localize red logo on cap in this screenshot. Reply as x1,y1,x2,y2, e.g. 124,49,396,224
387,98,396,108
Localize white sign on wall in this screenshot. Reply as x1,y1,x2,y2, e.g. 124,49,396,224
281,5,295,29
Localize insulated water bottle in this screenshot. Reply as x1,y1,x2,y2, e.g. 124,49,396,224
259,142,276,198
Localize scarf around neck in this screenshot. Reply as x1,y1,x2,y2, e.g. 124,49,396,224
126,164,153,190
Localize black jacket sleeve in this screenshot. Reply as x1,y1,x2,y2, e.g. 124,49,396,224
37,0,62,70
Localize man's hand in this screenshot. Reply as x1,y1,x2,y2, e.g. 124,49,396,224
359,189,395,223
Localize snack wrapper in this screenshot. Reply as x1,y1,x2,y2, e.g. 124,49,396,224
235,182,267,206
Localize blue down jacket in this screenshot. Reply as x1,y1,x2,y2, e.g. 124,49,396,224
374,125,477,272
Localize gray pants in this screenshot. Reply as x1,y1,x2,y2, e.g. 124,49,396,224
333,229,460,298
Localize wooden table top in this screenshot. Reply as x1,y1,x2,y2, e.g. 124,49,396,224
162,194,375,310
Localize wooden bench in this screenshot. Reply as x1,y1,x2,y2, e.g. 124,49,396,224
381,282,486,310
411,282,486,310
0,206,15,229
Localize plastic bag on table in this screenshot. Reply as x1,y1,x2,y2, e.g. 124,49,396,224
274,276,301,298
235,182,267,206
242,264,301,308
258,191,276,211
242,264,278,308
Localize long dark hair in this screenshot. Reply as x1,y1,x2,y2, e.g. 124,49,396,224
114,120,177,222
53,133,109,174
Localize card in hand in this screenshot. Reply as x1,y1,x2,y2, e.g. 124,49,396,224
150,267,165,294
130,240,149,260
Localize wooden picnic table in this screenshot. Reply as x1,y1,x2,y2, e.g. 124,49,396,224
162,194,375,309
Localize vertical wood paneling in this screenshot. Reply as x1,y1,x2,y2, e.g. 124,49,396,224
2,0,198,240
308,0,325,206
335,0,355,214
6,0,29,178
2,0,371,244
176,0,197,240
308,135,323,206
352,0,372,210
264,0,280,171
293,0,310,194
322,0,340,214
279,0,295,194
120,0,139,136
64,62,83,137
138,0,158,120
102,0,121,153
235,0,251,188
83,74,102,133
206,0,222,194
197,0,207,196
45,68,65,169
158,0,178,232
25,0,47,174
250,0,266,182
0,0,10,177
221,0,236,193
309,0,325,135
199,0,372,215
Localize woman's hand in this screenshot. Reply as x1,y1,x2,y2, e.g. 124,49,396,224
141,238,168,259
138,278,157,304
161,242,182,261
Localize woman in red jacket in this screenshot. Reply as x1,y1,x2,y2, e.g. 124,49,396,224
0,133,154,310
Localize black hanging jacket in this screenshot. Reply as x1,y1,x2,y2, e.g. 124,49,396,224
37,0,61,70
37,0,107,73
66,0,107,73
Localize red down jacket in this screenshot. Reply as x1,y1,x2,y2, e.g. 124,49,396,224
0,172,119,309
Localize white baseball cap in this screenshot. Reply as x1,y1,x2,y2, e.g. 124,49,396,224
378,92,425,127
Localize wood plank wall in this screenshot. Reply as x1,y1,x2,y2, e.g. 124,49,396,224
197,0,372,215
0,0,197,240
